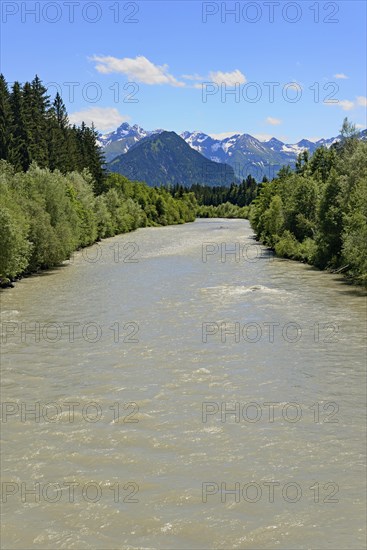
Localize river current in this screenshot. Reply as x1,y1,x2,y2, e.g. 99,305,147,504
1,219,366,549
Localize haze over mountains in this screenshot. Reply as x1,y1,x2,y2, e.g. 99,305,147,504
100,123,367,185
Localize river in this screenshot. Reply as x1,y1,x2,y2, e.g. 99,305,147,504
1,219,366,549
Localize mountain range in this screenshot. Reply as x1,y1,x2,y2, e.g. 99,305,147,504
99,123,366,184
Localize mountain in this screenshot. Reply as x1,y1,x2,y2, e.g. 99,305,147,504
107,131,236,187
178,132,308,180
178,129,367,180
100,123,367,181
98,123,164,162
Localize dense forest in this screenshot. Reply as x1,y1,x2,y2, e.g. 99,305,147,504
169,177,260,219
250,119,367,285
0,74,105,191
174,176,261,207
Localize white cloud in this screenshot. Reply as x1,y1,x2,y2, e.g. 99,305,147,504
91,57,247,90
266,117,282,126
181,73,206,81
326,99,354,111
69,107,129,132
338,100,355,111
187,69,247,89
208,69,246,86
326,96,367,111
209,131,242,140
357,96,367,107
334,73,349,79
91,55,185,87
356,123,365,129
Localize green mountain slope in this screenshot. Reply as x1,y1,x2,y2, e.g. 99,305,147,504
107,131,236,187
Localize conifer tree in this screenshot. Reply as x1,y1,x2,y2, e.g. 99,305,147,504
48,93,70,171
0,74,12,161
9,82,29,171
29,75,50,167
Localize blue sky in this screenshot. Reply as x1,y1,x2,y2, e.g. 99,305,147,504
1,0,366,142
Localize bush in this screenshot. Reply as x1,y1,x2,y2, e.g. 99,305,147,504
274,230,300,259
0,205,31,280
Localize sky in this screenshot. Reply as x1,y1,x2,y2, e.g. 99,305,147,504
1,0,366,143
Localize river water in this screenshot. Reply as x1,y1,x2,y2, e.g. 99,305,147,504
1,219,366,549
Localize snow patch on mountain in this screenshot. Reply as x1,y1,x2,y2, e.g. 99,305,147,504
282,144,307,154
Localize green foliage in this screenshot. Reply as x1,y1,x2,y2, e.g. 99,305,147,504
341,167,367,283
308,146,337,183
0,163,198,283
274,230,300,259
197,202,249,219
315,168,343,268
250,124,367,284
173,176,258,207
0,75,12,162
0,74,106,190
0,163,32,280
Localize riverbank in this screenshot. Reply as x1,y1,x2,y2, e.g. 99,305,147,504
249,137,367,286
0,162,197,287
251,234,367,289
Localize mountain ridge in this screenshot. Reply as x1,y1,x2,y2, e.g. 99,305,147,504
99,123,367,181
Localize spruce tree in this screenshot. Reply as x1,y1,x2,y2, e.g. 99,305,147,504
48,93,70,171
0,74,13,161
29,75,50,167
9,82,29,171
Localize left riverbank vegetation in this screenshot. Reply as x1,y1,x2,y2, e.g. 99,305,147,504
0,75,197,286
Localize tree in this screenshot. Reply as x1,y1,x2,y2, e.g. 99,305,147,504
0,74,12,161
340,117,358,140
342,177,367,283
0,206,31,280
75,122,106,193
295,150,309,174
315,169,344,267
8,82,29,171
48,93,70,171
309,146,336,183
27,75,50,167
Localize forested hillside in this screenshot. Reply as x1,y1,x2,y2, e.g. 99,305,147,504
107,131,236,187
